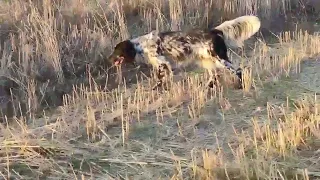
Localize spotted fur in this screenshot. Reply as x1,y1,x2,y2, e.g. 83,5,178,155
108,15,261,89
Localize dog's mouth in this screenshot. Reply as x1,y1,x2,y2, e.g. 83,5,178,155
114,56,124,66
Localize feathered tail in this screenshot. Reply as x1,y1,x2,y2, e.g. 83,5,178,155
213,15,261,48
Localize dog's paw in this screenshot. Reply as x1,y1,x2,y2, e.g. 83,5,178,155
236,80,243,89
207,80,216,88
152,80,162,90
201,79,219,89
235,68,242,79
152,81,171,91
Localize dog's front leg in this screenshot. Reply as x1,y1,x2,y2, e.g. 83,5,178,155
146,54,173,90
152,63,170,90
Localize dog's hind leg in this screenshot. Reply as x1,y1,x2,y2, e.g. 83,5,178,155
205,69,221,88
215,58,243,89
200,58,242,89
147,55,173,90
198,58,222,89
212,32,243,88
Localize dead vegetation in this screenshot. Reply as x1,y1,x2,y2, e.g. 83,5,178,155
0,0,320,179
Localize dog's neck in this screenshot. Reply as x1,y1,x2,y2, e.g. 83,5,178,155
129,30,159,65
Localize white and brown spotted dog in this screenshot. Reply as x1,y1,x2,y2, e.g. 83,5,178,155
108,15,261,89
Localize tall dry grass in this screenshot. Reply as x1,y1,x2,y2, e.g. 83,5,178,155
0,0,317,119
0,0,319,179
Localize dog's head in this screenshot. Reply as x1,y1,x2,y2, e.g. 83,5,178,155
108,40,137,66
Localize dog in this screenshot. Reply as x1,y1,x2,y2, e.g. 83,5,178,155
108,15,261,90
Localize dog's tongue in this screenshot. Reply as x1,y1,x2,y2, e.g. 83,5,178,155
114,58,124,65
114,60,120,65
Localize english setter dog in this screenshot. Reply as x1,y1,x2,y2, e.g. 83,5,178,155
108,15,261,89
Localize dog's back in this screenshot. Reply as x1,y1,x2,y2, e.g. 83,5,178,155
156,30,214,64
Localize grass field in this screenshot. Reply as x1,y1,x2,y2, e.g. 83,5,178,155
0,0,320,179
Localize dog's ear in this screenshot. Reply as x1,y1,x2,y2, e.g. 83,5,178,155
145,30,158,40
151,30,159,35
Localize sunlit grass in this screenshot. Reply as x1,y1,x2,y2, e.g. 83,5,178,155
0,0,319,179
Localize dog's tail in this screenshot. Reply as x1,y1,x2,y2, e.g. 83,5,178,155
213,15,261,48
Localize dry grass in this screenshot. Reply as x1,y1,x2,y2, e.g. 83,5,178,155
0,0,320,179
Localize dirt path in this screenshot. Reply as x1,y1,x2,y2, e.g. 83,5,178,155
297,59,320,94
